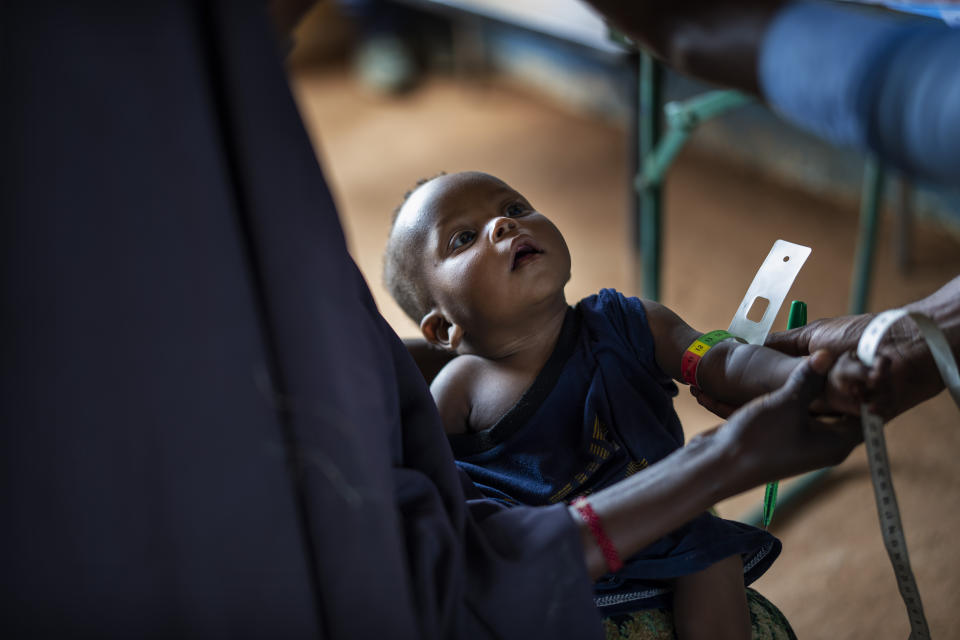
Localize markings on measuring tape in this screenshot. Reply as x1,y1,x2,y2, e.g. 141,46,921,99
857,309,960,640
728,240,811,345
861,410,930,640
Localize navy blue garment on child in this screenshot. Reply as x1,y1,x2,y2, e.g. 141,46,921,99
449,289,780,613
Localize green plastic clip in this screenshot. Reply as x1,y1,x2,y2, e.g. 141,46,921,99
786,300,807,331
761,300,807,529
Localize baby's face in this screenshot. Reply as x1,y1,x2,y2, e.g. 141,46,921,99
395,172,571,340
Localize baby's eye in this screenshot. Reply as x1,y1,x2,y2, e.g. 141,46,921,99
505,202,530,217
451,230,476,250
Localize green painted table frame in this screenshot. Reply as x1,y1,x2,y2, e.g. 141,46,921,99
634,52,885,315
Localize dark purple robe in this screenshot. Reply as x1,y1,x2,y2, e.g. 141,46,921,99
0,2,601,637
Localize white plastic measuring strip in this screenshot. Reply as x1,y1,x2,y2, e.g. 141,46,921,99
856,309,960,640
728,240,811,345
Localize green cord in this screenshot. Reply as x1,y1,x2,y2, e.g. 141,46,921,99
761,300,807,529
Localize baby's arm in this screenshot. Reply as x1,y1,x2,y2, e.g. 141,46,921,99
642,300,855,413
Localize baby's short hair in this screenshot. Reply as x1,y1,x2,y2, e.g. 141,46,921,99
383,173,446,324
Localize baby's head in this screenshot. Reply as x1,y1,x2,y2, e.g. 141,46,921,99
384,171,571,355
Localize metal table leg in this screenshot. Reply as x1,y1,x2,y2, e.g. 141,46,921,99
850,157,885,314
638,52,663,301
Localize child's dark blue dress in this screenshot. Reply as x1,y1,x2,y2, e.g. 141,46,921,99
448,289,780,613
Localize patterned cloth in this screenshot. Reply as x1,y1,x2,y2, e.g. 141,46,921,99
602,589,798,640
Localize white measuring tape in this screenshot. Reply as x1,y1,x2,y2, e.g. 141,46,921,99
856,309,960,640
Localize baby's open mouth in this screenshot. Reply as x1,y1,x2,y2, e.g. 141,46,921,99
511,241,543,270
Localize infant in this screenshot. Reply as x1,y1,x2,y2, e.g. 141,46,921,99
385,171,850,639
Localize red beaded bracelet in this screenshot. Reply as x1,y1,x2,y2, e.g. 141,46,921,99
571,497,623,574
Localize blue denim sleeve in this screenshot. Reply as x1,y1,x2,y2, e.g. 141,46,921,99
759,1,960,183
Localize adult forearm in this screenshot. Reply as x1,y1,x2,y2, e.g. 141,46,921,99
583,0,784,93
589,1,960,183
571,432,732,579
859,275,960,416
905,275,960,344
763,275,960,419
893,275,960,408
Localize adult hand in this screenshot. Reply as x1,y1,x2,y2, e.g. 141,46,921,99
766,314,945,420
690,385,739,419
701,351,862,493
764,314,876,357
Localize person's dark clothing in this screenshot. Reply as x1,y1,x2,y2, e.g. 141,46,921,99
1,2,602,637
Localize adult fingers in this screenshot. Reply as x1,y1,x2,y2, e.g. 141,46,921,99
690,387,739,419
829,351,869,402
814,414,864,467
864,355,896,418
781,414,862,474
764,326,811,357
775,349,835,406
831,350,868,380
830,352,896,417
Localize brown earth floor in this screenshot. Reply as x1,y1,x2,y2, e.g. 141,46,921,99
289,66,960,639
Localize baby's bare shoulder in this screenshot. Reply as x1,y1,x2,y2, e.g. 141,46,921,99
429,355,494,434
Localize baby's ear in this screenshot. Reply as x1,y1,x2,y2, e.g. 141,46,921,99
420,310,463,352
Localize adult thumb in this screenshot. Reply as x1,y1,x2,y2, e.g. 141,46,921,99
765,326,810,356
777,350,834,406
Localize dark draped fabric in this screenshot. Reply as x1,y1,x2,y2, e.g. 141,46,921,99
1,2,601,637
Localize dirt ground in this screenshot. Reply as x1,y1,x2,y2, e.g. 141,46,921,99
289,66,960,639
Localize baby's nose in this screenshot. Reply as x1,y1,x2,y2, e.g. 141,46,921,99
492,217,517,240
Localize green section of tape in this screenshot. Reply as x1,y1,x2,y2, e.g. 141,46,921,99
698,329,737,347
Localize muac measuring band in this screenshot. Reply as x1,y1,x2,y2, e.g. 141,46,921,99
681,330,742,388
